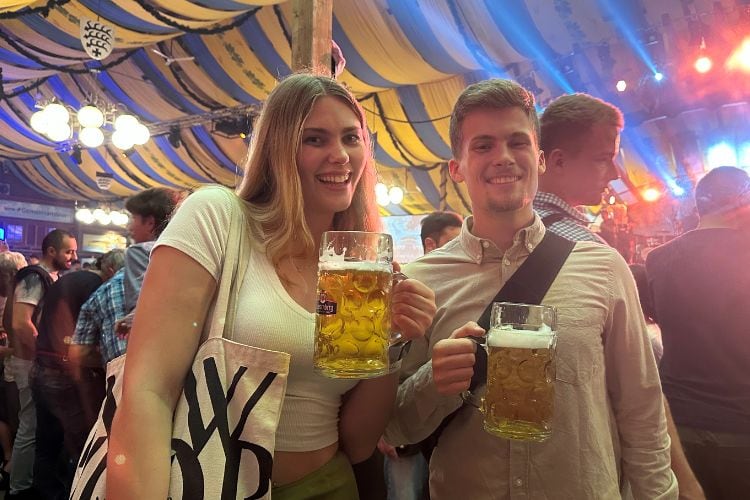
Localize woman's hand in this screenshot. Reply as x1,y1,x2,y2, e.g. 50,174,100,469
391,264,436,341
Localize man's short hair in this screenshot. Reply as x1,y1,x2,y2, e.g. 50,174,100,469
540,93,624,154
41,229,75,256
420,211,463,248
694,166,750,217
125,188,183,238
449,79,539,158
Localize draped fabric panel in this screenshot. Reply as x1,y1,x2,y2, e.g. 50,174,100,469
0,0,746,213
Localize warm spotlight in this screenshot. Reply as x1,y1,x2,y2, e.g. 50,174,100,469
726,38,750,73
694,56,713,73
707,142,738,169
642,188,662,202
616,80,627,92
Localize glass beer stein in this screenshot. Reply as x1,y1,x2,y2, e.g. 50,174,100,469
313,231,403,379
463,302,557,442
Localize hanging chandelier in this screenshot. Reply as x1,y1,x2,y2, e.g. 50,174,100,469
29,96,150,150
75,205,129,226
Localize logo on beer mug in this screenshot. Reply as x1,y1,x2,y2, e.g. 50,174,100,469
316,291,337,315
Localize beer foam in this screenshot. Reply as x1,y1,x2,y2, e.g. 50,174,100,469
487,327,554,349
319,260,392,272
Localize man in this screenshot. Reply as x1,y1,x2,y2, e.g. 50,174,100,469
420,211,463,254
385,79,676,498
122,187,183,312
646,166,750,499
7,229,77,499
30,249,124,499
538,92,703,499
69,188,182,370
534,92,620,243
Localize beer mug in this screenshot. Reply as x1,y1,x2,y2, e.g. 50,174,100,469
463,302,557,442
313,231,403,379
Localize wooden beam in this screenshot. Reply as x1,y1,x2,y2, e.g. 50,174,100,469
291,0,333,76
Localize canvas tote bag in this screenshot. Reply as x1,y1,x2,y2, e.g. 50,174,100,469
70,193,291,499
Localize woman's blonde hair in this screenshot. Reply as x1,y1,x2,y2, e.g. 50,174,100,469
237,73,379,269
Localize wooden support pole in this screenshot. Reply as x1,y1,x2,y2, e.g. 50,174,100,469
291,0,333,76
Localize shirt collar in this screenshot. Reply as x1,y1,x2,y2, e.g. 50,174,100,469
458,214,546,264
534,191,590,224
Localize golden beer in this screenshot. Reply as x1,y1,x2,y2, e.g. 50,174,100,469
313,263,393,378
482,328,555,441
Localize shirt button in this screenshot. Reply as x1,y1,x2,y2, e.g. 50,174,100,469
481,241,489,248
514,477,524,487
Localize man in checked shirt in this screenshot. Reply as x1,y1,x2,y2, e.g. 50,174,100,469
535,92,704,499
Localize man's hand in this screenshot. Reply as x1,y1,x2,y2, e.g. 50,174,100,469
432,321,484,395
391,263,436,341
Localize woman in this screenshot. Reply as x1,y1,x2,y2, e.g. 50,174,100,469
107,73,436,498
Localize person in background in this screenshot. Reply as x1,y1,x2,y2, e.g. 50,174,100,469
0,252,27,491
377,210,464,500
5,230,77,500
386,79,676,499
419,211,463,255
25,257,38,267
122,187,184,313
106,73,436,499
537,92,703,499
31,249,124,499
646,166,750,500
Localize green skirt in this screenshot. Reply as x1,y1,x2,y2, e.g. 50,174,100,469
272,451,360,500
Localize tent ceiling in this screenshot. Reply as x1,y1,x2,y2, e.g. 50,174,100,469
0,0,748,214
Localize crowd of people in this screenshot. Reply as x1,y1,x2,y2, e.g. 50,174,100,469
0,71,746,500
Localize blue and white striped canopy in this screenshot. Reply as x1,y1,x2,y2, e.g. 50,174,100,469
0,0,747,213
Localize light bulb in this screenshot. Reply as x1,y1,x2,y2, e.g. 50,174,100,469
110,210,128,226
46,123,71,142
75,208,93,223
694,56,712,73
375,183,390,206
111,129,135,150
30,110,48,134
79,127,104,148
388,186,404,205
77,105,105,128
114,114,138,131
97,212,112,225
375,182,389,198
44,103,70,124
132,123,150,145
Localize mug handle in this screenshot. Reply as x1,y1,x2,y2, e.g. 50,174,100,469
388,271,412,373
460,336,487,408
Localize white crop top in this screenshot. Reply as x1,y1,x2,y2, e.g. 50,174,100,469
154,186,357,452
